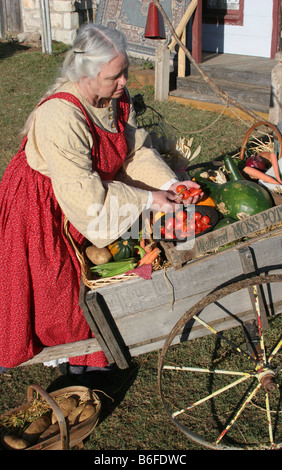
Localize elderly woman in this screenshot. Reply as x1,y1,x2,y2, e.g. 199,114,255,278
0,24,201,373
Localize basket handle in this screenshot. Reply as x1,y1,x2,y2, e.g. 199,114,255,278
239,121,282,160
27,384,69,450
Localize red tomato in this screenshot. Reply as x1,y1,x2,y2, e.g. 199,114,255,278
187,220,195,231
165,231,176,239
160,226,166,237
189,188,202,197
178,230,190,239
181,189,191,200
195,220,202,230
201,215,210,225
175,220,186,232
165,217,175,232
175,210,187,222
201,223,211,232
176,184,186,194
194,212,202,220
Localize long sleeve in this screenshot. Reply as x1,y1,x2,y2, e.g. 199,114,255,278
26,97,150,248
119,97,178,191
25,84,178,247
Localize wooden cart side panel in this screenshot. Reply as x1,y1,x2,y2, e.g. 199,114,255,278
88,233,282,320
83,234,282,361
162,205,282,267
21,233,282,367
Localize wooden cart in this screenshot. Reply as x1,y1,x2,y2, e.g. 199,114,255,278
21,123,282,450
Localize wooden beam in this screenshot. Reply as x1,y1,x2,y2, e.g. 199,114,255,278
168,0,198,51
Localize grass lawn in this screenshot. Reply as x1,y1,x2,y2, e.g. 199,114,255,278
0,40,277,452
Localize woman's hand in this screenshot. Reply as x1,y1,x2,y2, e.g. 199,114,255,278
168,180,203,205
150,180,203,213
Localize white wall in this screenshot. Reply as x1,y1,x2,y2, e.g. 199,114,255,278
201,0,273,57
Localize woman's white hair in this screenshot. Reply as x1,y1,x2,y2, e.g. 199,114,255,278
20,24,128,137
64,23,128,81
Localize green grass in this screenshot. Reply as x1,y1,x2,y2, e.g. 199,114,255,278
0,41,279,452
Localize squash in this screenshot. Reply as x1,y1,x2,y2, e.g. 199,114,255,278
195,155,273,220
196,195,216,208
108,238,136,261
213,216,236,230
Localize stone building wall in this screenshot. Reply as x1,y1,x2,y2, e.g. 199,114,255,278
21,0,98,45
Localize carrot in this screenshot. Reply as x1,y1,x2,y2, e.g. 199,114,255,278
243,166,282,185
269,152,282,184
138,247,161,266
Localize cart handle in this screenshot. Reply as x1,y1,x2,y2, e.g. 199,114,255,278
27,384,69,450
239,121,282,160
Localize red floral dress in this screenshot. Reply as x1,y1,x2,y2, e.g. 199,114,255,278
0,91,129,369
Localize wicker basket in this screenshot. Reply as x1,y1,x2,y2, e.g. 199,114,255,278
0,384,101,450
64,218,139,290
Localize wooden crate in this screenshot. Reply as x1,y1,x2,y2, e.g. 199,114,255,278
161,204,282,269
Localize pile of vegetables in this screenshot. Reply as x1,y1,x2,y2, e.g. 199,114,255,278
87,237,161,279
195,154,273,220
158,209,212,240
1,393,98,450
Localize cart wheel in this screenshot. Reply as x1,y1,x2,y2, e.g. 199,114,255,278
158,274,282,450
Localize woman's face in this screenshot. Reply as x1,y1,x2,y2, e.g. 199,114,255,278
85,53,129,103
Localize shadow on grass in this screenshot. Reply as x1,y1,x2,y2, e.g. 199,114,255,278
46,360,139,426
0,40,30,60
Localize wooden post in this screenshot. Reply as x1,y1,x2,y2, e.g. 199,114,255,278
178,29,186,77
192,0,202,64
154,44,170,101
269,51,282,125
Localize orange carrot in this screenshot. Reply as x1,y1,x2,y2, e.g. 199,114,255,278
138,247,161,266
140,238,146,250
269,152,282,184
243,166,282,185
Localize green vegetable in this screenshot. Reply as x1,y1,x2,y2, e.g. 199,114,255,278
195,155,273,220
213,216,236,230
90,258,137,278
134,245,146,259
108,238,136,261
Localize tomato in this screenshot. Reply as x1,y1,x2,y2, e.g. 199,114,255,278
175,210,187,222
175,220,186,232
182,190,192,200
160,225,166,237
178,230,190,239
195,220,202,230
165,231,176,239
201,215,210,225
194,212,201,220
189,188,202,197
200,223,211,232
165,216,175,232
176,184,186,194
187,220,195,231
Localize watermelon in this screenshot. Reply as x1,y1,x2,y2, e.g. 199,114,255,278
195,155,273,220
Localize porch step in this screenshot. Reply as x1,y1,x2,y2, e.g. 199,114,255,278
171,74,271,114
190,54,273,87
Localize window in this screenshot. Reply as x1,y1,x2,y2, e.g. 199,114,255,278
203,0,244,26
